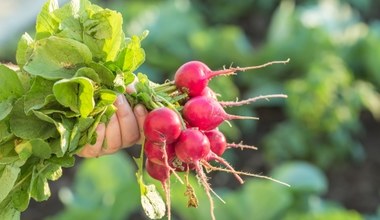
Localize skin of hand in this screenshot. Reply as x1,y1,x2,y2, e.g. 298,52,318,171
78,84,147,157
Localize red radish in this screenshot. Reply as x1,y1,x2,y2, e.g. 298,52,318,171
183,96,258,131
200,86,219,100
204,129,227,156
174,128,210,164
146,159,170,182
144,140,175,166
143,107,182,144
173,128,218,220
145,159,172,220
204,129,257,156
174,59,290,97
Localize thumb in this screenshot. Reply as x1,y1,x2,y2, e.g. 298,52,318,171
133,104,148,144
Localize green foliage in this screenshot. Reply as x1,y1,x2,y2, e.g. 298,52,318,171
1,0,380,219
0,0,147,218
48,153,140,220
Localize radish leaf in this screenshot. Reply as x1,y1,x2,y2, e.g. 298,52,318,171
23,36,92,79
53,77,95,118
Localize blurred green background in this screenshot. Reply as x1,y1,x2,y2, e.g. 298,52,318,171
1,0,380,219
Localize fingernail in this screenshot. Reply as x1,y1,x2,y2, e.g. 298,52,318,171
135,104,147,117
116,94,125,106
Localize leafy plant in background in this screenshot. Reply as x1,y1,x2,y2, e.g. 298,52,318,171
1,0,380,219
258,0,380,169
49,155,366,220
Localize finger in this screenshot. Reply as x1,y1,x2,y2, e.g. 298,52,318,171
77,123,106,158
125,76,138,94
101,114,122,155
133,104,148,144
115,94,140,147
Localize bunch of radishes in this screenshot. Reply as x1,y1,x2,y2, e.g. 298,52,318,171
137,60,289,220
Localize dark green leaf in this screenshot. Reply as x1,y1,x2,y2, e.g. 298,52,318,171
24,77,55,113
48,155,75,168
10,98,56,140
11,174,32,212
30,167,50,202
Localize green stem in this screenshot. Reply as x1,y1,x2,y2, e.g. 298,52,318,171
154,84,178,94
156,94,187,129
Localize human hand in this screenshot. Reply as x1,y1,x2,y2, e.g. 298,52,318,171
77,94,147,158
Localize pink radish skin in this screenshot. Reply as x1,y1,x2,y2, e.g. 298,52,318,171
146,159,170,182
183,96,258,131
145,159,172,220
144,140,175,166
204,129,257,156
174,128,210,164
204,129,227,156
200,87,219,100
143,107,182,144
174,59,290,97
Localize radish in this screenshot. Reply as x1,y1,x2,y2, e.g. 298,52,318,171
200,86,219,100
174,128,210,164
204,129,257,156
174,59,290,97
146,159,170,182
145,159,172,220
144,140,175,166
143,107,182,144
182,96,258,131
173,128,218,220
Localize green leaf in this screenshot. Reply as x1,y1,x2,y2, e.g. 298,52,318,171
82,8,124,61
11,174,32,211
87,62,115,87
0,197,20,220
35,0,59,39
271,161,328,195
10,98,56,140
23,36,92,79
24,77,55,113
74,67,101,84
0,99,13,121
0,121,12,144
41,163,62,181
33,111,74,157
30,167,51,202
0,65,24,101
15,139,52,160
16,33,34,68
0,165,20,203
48,155,75,168
115,32,147,72
53,77,95,118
